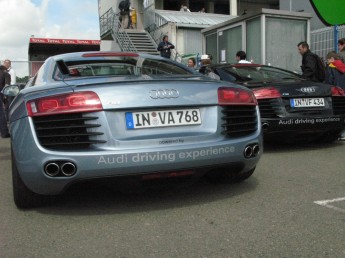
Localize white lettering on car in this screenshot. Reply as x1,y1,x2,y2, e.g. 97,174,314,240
97,146,236,165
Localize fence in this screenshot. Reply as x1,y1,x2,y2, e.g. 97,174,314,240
311,25,345,59
8,61,44,79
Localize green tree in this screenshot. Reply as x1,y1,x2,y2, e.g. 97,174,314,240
16,76,29,84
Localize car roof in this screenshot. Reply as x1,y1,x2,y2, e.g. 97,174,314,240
210,63,264,68
51,51,164,61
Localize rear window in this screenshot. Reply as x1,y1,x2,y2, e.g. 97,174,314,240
222,66,301,82
54,56,192,80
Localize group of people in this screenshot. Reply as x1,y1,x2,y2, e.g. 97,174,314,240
0,59,15,138
186,51,251,74
118,0,137,29
298,39,345,88
298,39,345,140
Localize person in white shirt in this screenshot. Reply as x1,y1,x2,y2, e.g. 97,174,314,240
3,59,16,84
180,4,191,12
235,51,252,64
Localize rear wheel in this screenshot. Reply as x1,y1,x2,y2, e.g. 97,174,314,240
317,130,342,143
12,149,55,209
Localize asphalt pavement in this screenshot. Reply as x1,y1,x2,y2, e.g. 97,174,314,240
0,137,345,257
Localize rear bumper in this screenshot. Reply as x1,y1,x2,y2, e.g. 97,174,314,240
12,122,262,195
261,115,345,134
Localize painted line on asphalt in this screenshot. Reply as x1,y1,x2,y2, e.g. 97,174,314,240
314,197,345,214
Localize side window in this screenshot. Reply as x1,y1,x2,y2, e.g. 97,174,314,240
25,76,36,88
33,62,47,85
141,59,191,75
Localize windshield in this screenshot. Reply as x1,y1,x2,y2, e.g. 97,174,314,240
55,56,194,80
220,66,301,83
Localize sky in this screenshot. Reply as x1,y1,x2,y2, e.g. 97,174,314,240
0,0,100,77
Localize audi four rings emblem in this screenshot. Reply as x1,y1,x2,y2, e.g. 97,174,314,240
149,89,179,99
297,87,317,93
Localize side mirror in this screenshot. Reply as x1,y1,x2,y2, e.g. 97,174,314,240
1,85,20,97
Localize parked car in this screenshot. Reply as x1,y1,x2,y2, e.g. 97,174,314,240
1,83,26,121
208,63,345,143
4,52,262,209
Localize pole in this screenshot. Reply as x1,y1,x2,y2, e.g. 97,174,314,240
334,25,338,52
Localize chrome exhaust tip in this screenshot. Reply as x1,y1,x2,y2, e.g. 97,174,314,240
244,146,253,159
262,122,269,130
61,162,77,177
252,144,260,156
44,163,60,177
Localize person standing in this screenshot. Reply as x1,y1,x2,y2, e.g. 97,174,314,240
297,41,324,82
187,57,196,68
118,0,130,29
3,59,16,84
235,51,251,63
198,54,220,80
157,35,175,59
338,38,345,62
325,50,345,141
180,4,191,12
129,6,137,29
0,66,10,138
325,51,345,88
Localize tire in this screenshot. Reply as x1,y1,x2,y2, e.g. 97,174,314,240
12,148,55,209
233,168,255,182
317,130,342,143
205,167,255,184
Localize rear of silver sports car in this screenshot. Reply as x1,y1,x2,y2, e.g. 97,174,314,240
10,79,262,198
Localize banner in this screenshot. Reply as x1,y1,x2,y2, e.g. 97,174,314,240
29,38,101,45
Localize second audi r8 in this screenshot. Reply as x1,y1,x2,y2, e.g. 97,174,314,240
209,63,345,143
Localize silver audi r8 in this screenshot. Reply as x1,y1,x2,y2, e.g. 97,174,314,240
4,52,262,209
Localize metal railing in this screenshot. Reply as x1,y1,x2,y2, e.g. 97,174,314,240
100,8,137,52
145,12,183,62
311,25,345,59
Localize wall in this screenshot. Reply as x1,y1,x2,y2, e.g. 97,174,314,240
203,9,311,72
279,0,325,30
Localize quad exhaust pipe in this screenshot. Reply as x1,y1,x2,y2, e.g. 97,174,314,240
243,144,260,159
61,162,77,177
262,122,270,130
44,163,60,177
44,161,77,177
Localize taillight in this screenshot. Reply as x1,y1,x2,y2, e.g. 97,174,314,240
26,91,103,117
331,86,345,96
253,87,282,99
218,87,257,105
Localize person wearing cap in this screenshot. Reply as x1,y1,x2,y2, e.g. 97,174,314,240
198,54,220,80
157,35,175,59
199,54,212,74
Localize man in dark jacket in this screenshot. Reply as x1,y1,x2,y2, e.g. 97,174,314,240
118,0,130,28
297,41,323,82
157,35,175,59
0,66,10,138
